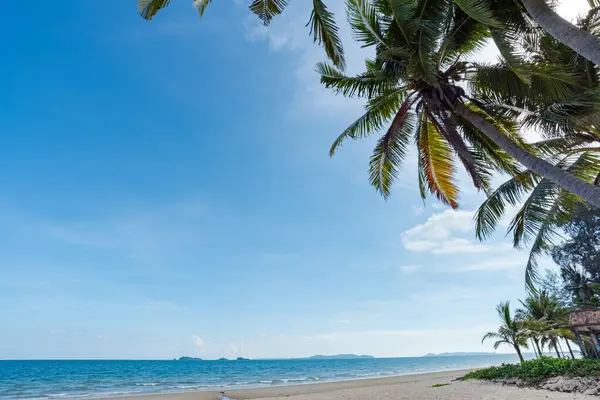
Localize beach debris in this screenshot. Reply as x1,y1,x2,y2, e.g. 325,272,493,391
431,383,450,388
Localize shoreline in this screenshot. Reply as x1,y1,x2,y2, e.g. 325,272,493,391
112,370,474,400
108,368,596,400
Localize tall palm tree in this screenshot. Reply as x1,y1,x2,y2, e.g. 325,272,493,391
483,302,529,362
319,0,600,207
474,9,600,288
517,0,600,67
475,145,600,288
137,0,345,69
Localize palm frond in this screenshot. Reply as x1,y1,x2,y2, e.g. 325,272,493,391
138,0,170,20
468,63,576,108
347,0,389,48
308,0,346,69
489,28,531,83
432,110,491,191
317,62,397,97
193,0,213,17
453,0,501,27
481,331,502,344
474,169,538,240
416,111,460,209
330,88,409,155
386,0,418,45
249,0,289,25
438,6,490,66
369,100,416,197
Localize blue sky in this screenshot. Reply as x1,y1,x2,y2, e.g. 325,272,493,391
0,0,588,360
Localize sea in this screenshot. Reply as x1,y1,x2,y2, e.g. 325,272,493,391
0,355,524,400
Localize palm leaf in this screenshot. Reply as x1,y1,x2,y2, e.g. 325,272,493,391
317,62,396,97
474,169,537,240
330,88,409,155
138,0,170,20
346,0,390,48
308,0,346,69
193,0,213,17
453,0,501,27
430,110,491,191
417,111,460,208
438,6,490,66
249,0,289,25
369,100,416,196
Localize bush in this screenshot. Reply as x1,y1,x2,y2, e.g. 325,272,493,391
464,357,600,383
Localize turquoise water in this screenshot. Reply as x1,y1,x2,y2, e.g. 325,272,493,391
0,355,523,399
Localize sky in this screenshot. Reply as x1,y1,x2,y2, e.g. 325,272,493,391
0,0,591,360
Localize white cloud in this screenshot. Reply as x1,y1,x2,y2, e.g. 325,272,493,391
399,265,422,273
401,209,498,254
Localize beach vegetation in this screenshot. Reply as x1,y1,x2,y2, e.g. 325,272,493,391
464,356,600,383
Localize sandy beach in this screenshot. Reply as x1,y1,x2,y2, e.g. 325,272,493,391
113,370,596,400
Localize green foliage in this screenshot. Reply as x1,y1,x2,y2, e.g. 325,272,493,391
308,0,346,69
249,0,289,25
320,0,577,207
431,383,450,387
465,357,600,383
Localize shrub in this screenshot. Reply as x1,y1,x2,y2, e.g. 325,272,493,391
465,357,600,383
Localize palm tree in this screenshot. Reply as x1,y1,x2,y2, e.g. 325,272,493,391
474,10,600,288
517,0,600,67
475,146,600,288
318,0,600,208
137,0,345,69
517,291,577,359
483,302,529,362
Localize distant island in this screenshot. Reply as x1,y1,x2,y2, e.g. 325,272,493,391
236,357,250,361
423,352,495,357
307,354,374,359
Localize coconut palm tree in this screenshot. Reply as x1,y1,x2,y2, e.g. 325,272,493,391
319,0,600,207
517,0,600,67
137,0,345,68
516,291,576,358
483,301,529,362
456,0,600,69
474,9,600,288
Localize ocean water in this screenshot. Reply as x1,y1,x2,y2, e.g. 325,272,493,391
0,355,523,399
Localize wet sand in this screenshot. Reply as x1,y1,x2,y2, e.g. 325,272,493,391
112,369,596,400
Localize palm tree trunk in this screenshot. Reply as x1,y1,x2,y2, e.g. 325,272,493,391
531,339,539,358
564,339,575,359
514,345,525,362
520,0,600,66
557,338,565,358
552,337,561,358
453,103,600,207
535,339,543,357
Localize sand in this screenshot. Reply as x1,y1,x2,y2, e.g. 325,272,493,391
112,369,597,400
